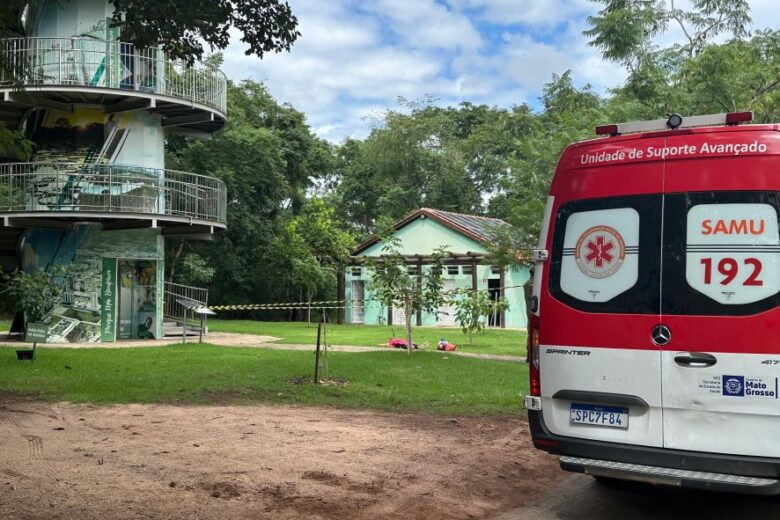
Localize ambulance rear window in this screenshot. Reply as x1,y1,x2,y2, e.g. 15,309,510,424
662,192,780,316
549,195,662,314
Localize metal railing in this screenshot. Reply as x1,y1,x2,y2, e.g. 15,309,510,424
0,162,227,223
0,37,227,113
164,281,209,326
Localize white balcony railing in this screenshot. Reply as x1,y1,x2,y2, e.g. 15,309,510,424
0,162,227,224
0,37,227,113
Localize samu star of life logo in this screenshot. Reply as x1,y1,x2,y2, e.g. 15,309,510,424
575,225,626,279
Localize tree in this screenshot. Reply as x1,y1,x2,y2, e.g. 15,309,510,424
585,0,750,71
584,0,779,121
0,122,31,160
451,288,509,345
2,267,66,325
336,99,486,232
679,30,780,119
276,197,355,324
367,241,448,354
175,253,216,287
0,0,299,64
490,72,608,252
167,81,342,317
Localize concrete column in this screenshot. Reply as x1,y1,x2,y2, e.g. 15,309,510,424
416,261,422,327
499,267,506,328
336,269,345,325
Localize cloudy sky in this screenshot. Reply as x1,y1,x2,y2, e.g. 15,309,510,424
221,0,779,143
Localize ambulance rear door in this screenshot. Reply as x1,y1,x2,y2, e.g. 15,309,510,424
540,139,665,448
660,129,780,457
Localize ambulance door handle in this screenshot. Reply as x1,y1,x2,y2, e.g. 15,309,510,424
674,352,717,368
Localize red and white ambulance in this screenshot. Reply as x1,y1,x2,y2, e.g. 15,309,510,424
525,112,780,494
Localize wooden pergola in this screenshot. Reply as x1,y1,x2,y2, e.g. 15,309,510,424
337,252,507,327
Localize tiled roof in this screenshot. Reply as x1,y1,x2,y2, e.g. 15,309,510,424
353,207,513,255
423,208,512,243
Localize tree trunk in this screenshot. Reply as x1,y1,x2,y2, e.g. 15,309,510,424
307,288,312,327
287,285,292,322
167,239,186,282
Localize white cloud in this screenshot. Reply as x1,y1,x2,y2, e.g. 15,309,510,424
363,0,483,50
453,0,593,27
222,0,775,142
501,36,573,89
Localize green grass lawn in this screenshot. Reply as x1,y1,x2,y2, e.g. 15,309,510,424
208,320,527,357
0,345,528,415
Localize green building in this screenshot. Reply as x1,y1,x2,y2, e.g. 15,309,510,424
0,0,226,342
342,208,530,329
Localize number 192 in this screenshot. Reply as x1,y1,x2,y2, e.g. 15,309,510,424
701,257,763,286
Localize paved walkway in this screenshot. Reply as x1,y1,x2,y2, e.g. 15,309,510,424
1,331,524,362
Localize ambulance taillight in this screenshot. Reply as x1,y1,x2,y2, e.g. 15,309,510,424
529,315,541,397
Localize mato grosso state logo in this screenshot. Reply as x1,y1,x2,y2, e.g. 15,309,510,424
575,225,627,279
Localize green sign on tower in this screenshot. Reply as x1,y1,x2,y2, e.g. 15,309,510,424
101,258,117,342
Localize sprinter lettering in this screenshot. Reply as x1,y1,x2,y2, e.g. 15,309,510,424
701,219,765,235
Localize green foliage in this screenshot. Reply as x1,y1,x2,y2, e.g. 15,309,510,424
680,30,780,118
451,289,509,345
287,198,354,268
1,1,298,75
0,122,31,160
273,198,355,317
1,268,66,322
367,240,448,350
177,253,216,287
584,0,669,68
585,0,750,69
108,0,299,64
168,80,339,311
335,100,488,230
585,0,778,121
334,71,611,254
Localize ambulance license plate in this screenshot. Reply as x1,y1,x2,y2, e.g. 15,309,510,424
570,403,628,429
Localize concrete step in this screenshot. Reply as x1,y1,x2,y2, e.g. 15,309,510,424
163,321,207,337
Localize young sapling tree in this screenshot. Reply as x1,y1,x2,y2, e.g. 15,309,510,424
368,240,448,354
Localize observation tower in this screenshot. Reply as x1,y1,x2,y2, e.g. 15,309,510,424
0,0,227,342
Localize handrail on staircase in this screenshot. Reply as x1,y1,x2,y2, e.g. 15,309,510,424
163,281,209,329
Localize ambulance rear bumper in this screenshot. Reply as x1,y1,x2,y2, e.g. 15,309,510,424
528,410,780,495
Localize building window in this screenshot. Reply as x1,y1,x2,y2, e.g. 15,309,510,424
491,265,502,275
447,265,459,275
462,265,474,275
351,267,362,276
408,266,418,275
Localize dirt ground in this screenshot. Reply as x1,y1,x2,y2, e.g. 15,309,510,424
0,399,561,520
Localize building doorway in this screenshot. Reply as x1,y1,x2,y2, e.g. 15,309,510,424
117,259,157,339
351,280,365,324
487,278,501,327
438,279,456,326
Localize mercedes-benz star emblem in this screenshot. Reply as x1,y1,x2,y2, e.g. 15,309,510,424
651,324,672,346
